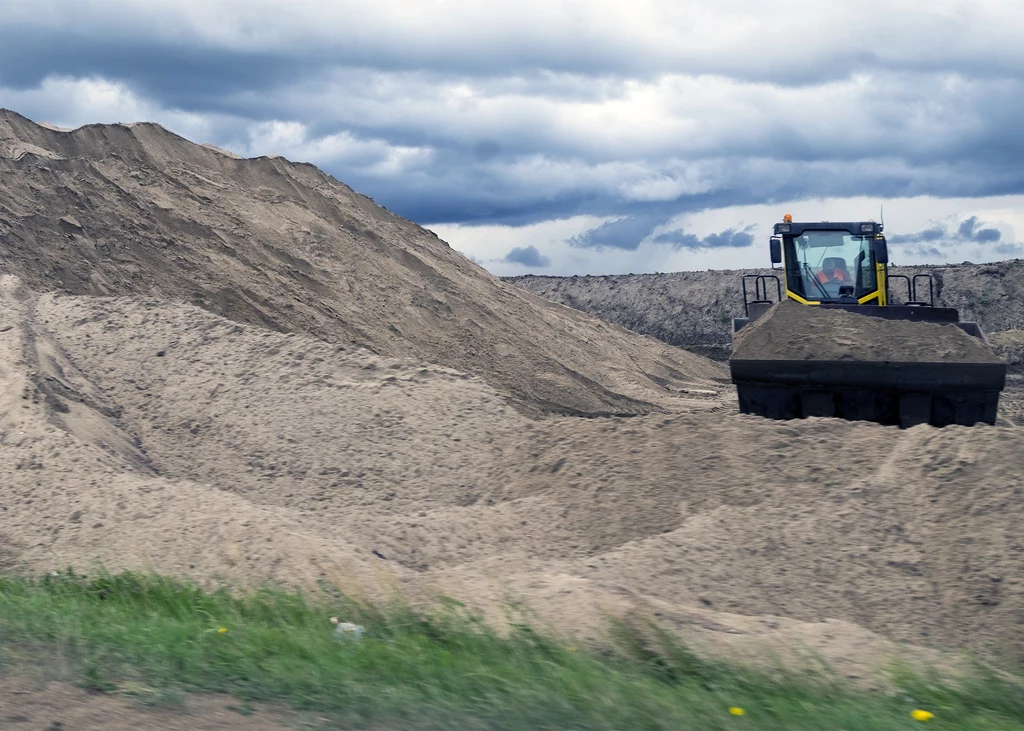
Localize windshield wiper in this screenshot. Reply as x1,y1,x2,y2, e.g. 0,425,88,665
803,263,832,300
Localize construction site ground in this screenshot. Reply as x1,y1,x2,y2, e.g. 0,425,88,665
1,110,1023,728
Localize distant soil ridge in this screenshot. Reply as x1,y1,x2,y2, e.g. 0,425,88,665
507,260,1024,359
0,109,724,416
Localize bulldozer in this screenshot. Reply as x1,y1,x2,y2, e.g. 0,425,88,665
730,214,1006,428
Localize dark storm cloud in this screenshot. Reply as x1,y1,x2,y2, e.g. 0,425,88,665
901,246,946,259
889,226,946,244
0,33,305,105
0,9,932,89
957,216,1001,243
8,2,1024,88
332,152,1024,228
651,227,755,251
570,209,756,252
692,228,753,249
503,245,551,268
883,215,1016,263
3,2,1024,233
994,243,1024,257
374,179,603,229
569,212,667,251
890,216,1002,246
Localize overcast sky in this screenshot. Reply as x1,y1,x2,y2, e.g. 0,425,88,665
2,0,1023,275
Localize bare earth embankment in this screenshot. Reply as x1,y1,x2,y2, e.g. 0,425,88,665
507,261,1024,424
1,109,1023,702
507,260,1024,361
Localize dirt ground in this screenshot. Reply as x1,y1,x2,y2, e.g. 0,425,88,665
990,330,1024,370
1,111,1024,727
0,672,298,731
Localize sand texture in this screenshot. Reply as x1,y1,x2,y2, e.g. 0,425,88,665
732,300,1002,363
0,278,1019,672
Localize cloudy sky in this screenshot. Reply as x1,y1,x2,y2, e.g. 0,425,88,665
2,0,1023,275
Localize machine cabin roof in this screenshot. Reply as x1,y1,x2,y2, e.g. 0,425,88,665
773,221,881,237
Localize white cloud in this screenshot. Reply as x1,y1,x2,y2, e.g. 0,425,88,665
236,120,433,176
619,166,717,202
252,68,1021,164
0,76,213,140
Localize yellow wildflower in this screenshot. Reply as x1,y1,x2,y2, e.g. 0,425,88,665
218,627,228,634
729,707,745,716
911,709,934,722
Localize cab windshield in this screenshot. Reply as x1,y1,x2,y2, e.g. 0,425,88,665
784,230,878,301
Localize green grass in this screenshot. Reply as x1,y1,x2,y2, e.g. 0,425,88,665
0,570,1022,730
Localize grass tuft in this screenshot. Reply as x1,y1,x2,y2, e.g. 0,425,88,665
0,569,1022,730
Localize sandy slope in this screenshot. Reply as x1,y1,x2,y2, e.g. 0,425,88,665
2,278,1023,674
0,109,723,417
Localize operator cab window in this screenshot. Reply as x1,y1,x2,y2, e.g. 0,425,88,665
784,231,878,301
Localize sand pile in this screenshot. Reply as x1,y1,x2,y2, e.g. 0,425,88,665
732,300,1002,363
3,277,1024,670
30,291,530,523
0,279,400,591
0,109,724,417
988,330,1024,369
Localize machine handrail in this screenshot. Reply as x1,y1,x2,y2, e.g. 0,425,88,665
741,274,782,317
912,274,935,306
886,273,935,306
886,274,912,304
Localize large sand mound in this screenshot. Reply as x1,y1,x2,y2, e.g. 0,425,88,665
0,109,723,417
3,276,1023,671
